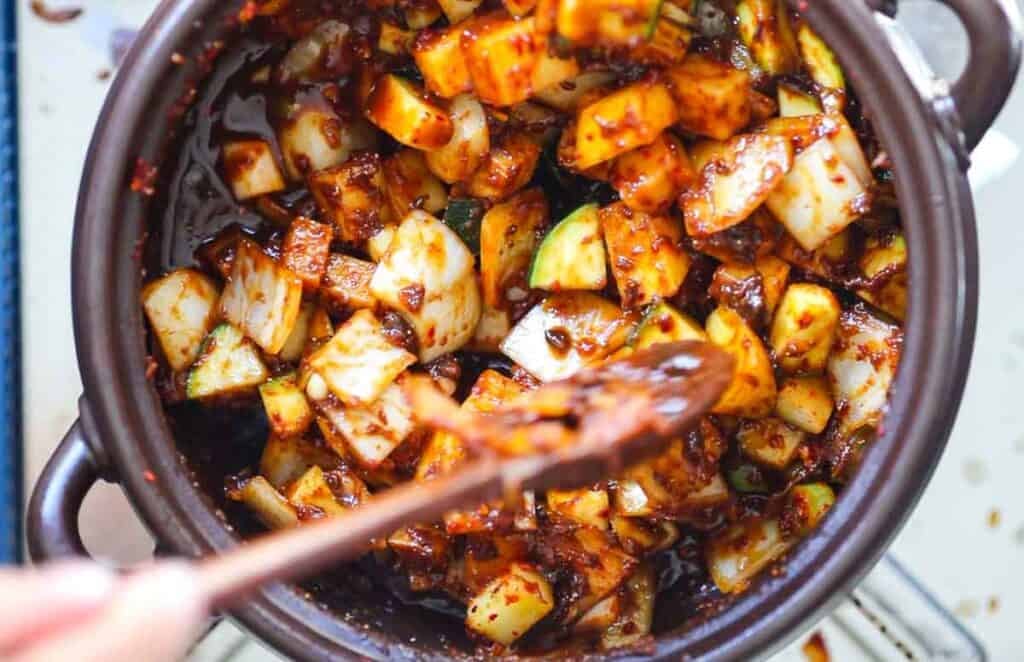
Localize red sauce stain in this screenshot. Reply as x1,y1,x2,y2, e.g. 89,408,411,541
30,1,82,23
801,631,830,662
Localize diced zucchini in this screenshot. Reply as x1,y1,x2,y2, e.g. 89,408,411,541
186,324,269,399
305,309,416,406
528,203,607,291
443,198,486,254
259,433,339,488
600,562,656,650
601,202,690,308
533,71,616,112
797,24,845,91
737,417,805,469
463,15,542,107
556,0,661,47
678,473,731,510
559,527,637,618
575,81,677,169
436,0,482,22
706,306,776,417
316,380,416,467
308,152,392,244
629,302,706,350
480,188,549,306
857,233,907,321
828,308,901,439
776,375,833,434
412,25,473,98
424,94,490,184
770,283,841,374
547,488,611,529
469,302,512,352
383,149,449,220
777,83,822,118
736,0,799,76
366,75,454,150
785,483,836,537
281,217,332,291
279,107,377,180
680,133,793,236
726,462,771,494
765,137,870,251
707,515,789,593
666,55,752,140
259,373,314,438
610,517,679,556
501,293,636,382
755,254,791,314
610,132,696,213
370,210,483,362
379,20,415,54
219,239,304,354
466,563,555,645
222,140,286,201
465,131,542,200
320,254,376,312
228,476,298,529
285,465,348,518
141,269,220,371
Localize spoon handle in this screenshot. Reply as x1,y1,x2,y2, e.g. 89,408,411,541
194,459,503,611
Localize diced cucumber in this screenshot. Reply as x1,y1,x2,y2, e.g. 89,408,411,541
186,324,269,400
528,204,607,291
629,302,706,350
777,83,822,118
259,372,314,438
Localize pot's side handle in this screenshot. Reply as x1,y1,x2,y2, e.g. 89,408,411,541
25,420,103,561
939,0,1023,151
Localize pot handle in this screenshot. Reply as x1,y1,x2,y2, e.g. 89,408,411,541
25,419,104,561
936,0,1022,151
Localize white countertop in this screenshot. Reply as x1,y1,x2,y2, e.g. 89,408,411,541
17,2,1024,659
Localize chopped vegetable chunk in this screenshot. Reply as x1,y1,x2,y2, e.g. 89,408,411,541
575,81,677,169
142,269,219,371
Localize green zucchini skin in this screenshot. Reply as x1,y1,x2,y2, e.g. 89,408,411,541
186,323,269,400
528,204,607,291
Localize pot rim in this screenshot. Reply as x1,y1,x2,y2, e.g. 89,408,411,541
69,0,978,659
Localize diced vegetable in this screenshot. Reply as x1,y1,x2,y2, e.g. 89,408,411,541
403,0,443,28
547,488,611,529
600,562,656,650
305,309,416,406
765,137,871,251
501,293,636,382
480,188,549,306
316,380,416,467
680,133,793,236
378,20,414,54
412,25,474,98
442,198,486,254
574,81,677,169
556,0,661,47
678,473,731,510
755,254,791,313
425,94,490,183
280,217,332,290
706,306,776,417
533,71,616,112
610,517,679,556
275,20,353,84
785,483,836,536
558,527,637,618
383,148,449,219
370,210,483,362
141,269,219,371
228,476,298,529
828,308,901,439
736,0,799,76
777,83,822,118
320,254,376,312
528,203,606,291
575,594,622,633
630,302,706,350
469,302,512,352
465,131,542,200
285,465,348,517
222,140,286,200
279,107,377,180
259,433,338,488
613,479,653,517
466,563,555,645
436,0,481,22
770,283,841,374
463,16,542,107
259,372,314,438
365,74,455,150
797,24,845,92
186,324,269,399
666,55,752,140
737,417,805,469
308,152,392,244
278,302,314,363
857,233,907,321
707,515,788,593
219,239,304,354
601,202,690,308
776,375,833,434
531,50,581,97
634,12,693,65
610,132,695,213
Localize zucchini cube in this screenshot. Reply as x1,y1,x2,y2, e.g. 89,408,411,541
769,283,841,374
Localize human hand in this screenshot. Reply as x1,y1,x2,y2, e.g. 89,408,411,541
0,561,206,662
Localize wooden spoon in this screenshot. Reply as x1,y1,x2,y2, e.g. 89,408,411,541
193,341,733,611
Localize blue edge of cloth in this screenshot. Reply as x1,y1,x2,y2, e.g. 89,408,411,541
0,0,21,564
